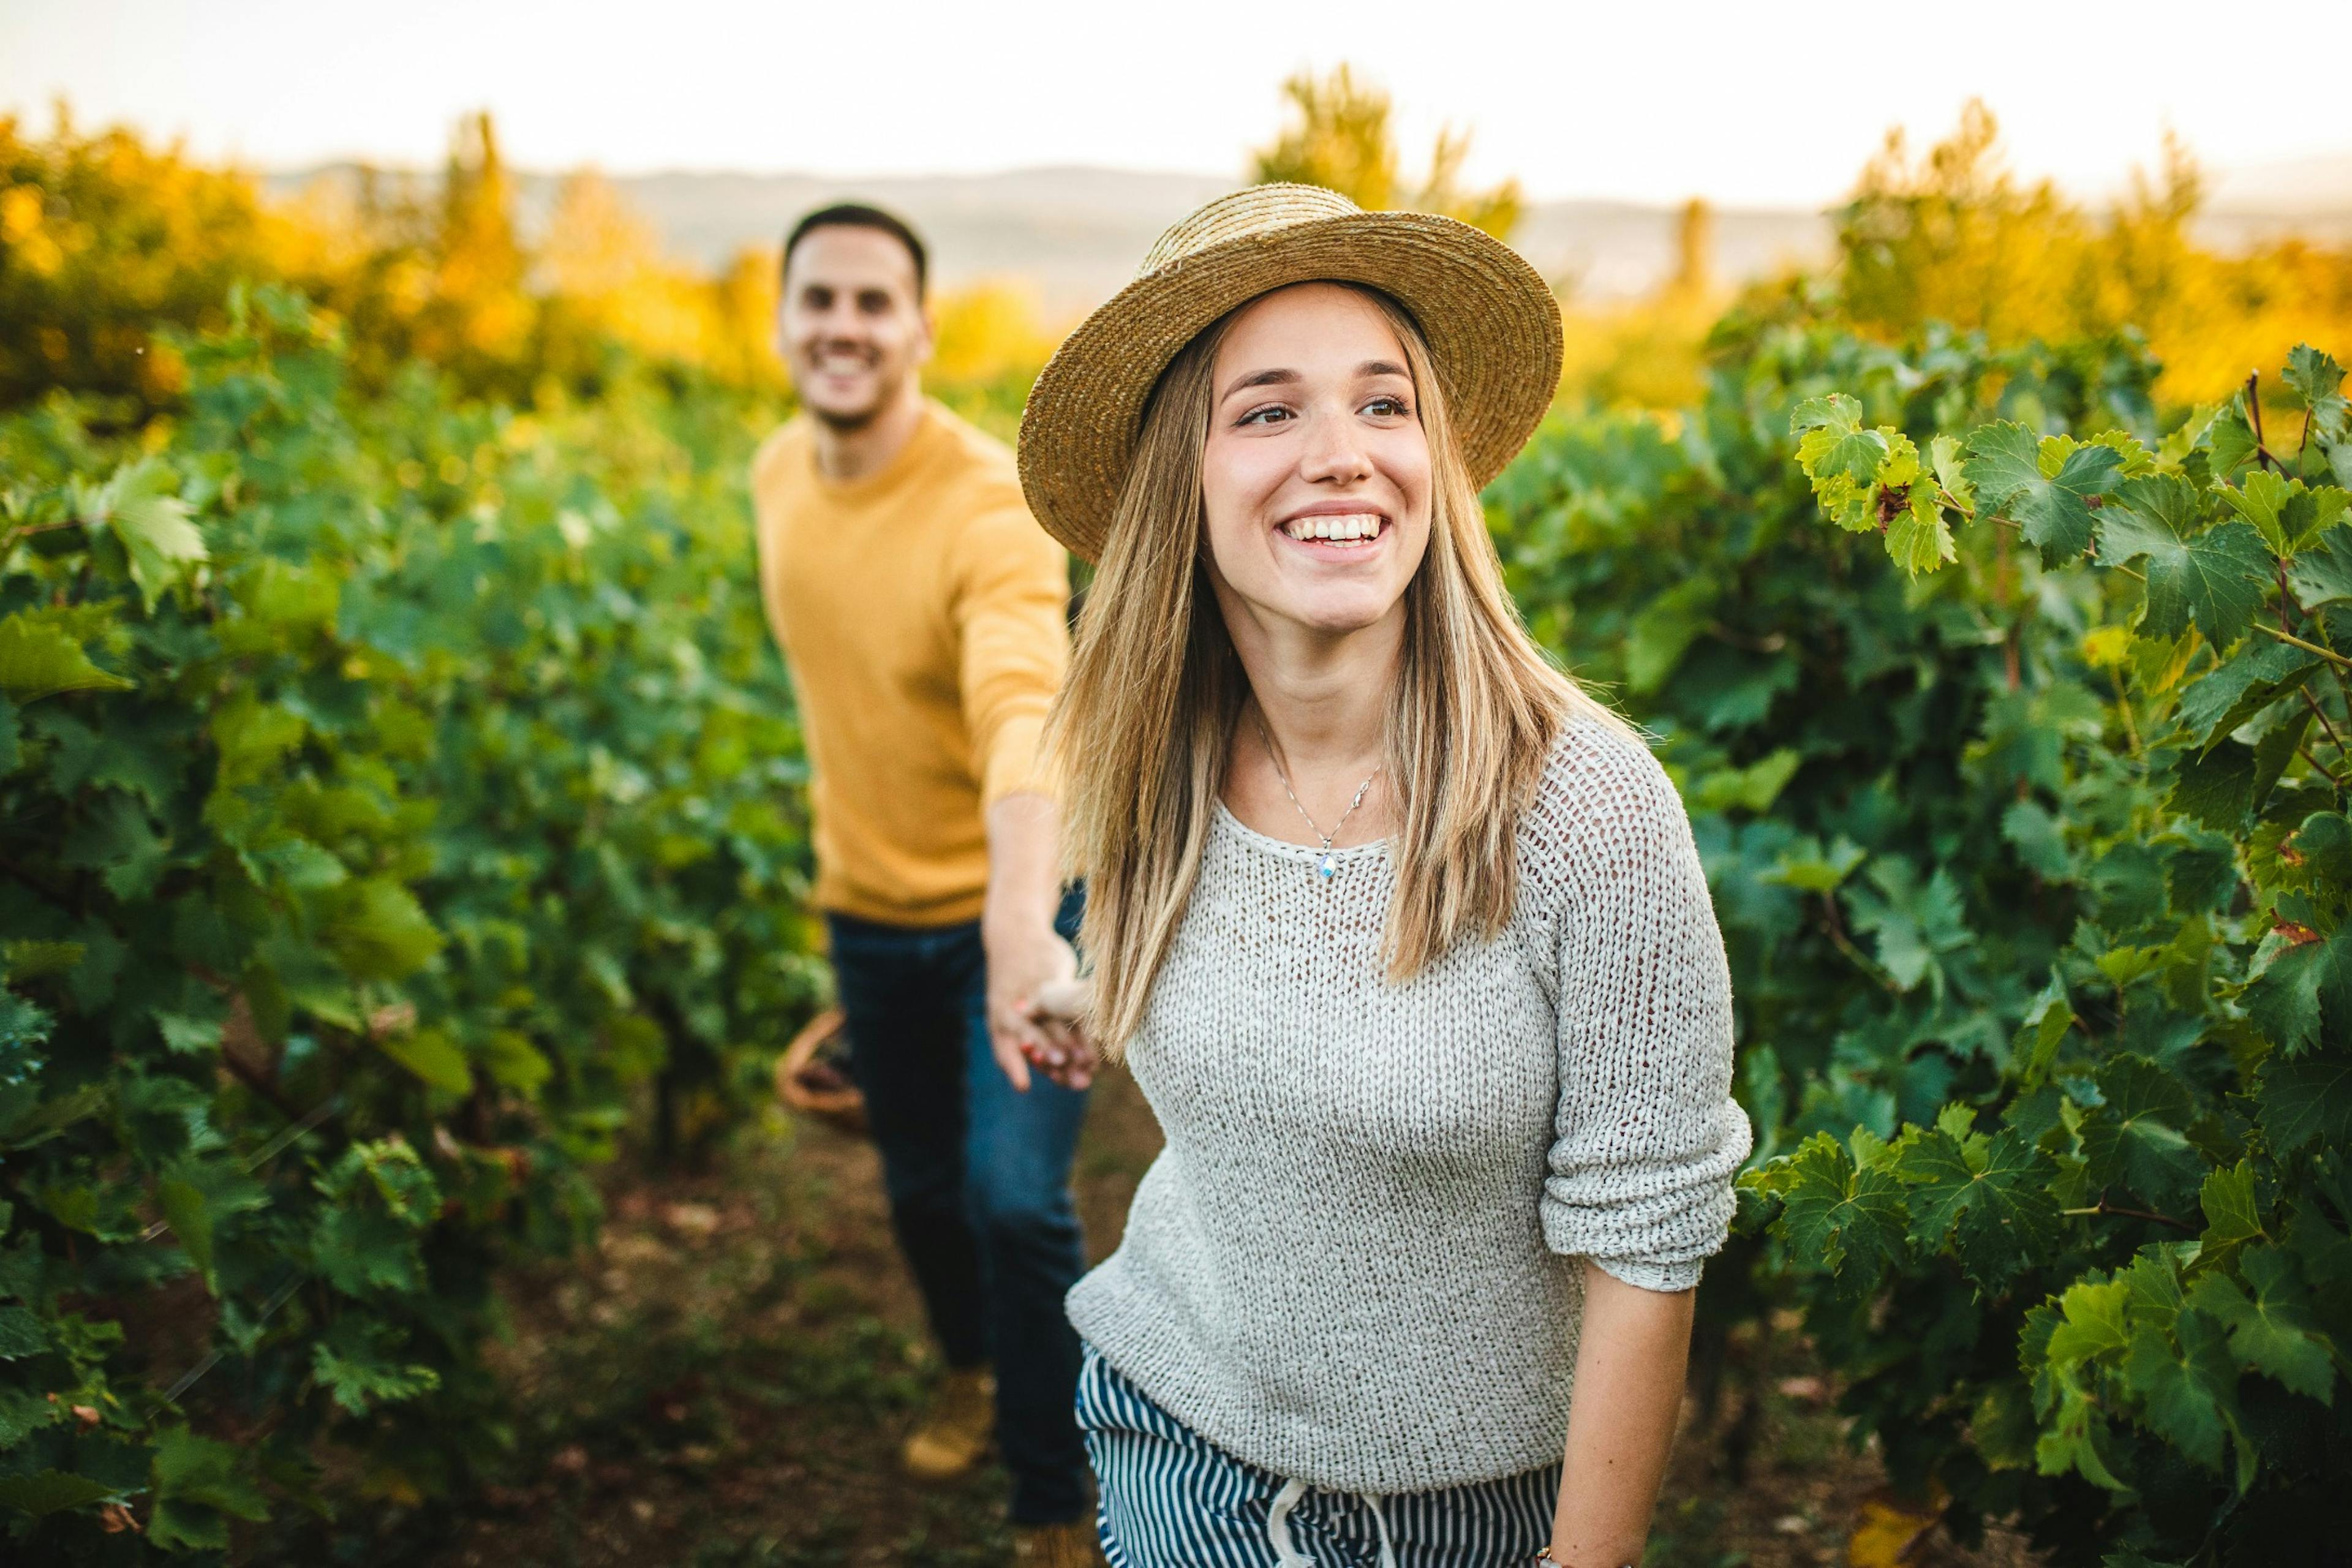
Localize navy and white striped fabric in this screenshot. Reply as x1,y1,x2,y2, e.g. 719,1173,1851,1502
1077,1343,1559,1568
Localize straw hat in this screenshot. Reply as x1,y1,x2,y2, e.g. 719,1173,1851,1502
1016,183,1562,562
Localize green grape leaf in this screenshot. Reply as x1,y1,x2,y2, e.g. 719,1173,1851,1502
2278,484,2349,552
1623,577,1720,695
1930,432,1974,513
1762,835,1866,893
2173,640,2321,752
315,877,444,982
480,1028,552,1093
2198,1159,2266,1272
92,461,206,611
2002,799,2072,880
2206,399,2260,478
148,1427,271,1550
1750,1132,1907,1290
2260,1053,2352,1153
0,1469,121,1518
2216,470,2299,557
2125,1308,2240,1475
2101,478,2270,646
1885,481,1957,575
311,1324,442,1416
2043,1274,2131,1368
2244,935,2332,1056
0,1302,47,1359
1893,1121,2064,1287
376,1027,471,1095
2080,1056,2201,1214
2285,344,2348,440
159,1175,216,1292
0,611,135,704
2163,738,2258,832
2185,1250,2335,1404
2284,523,2352,606
1791,394,1882,483
1965,423,2122,562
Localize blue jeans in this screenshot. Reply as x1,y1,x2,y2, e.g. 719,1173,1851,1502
825,889,1091,1525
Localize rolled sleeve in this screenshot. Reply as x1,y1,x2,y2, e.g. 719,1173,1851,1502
1538,752,1749,1290
951,502,1071,808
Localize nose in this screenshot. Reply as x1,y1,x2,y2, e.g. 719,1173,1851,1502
1297,405,1373,486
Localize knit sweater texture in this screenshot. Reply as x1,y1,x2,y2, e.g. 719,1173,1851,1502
1065,715,1751,1494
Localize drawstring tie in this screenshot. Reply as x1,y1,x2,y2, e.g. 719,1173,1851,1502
1265,1477,1399,1568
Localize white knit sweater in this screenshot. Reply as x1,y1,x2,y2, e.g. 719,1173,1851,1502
1065,715,1750,1494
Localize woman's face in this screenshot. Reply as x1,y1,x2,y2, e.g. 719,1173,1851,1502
1199,284,1433,642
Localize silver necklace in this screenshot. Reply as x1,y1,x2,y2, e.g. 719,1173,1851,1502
1253,716,1382,881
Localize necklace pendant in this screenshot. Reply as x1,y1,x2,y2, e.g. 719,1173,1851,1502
1316,852,1336,880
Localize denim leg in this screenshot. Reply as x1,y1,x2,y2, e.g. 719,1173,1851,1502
962,889,1092,1524
826,913,987,1370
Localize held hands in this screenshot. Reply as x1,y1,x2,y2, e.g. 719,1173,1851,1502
980,920,1096,1092
1020,975,1098,1090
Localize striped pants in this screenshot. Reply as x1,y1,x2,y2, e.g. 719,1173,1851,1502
1076,1344,1560,1568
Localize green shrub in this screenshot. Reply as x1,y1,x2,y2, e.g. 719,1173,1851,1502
0,287,818,1559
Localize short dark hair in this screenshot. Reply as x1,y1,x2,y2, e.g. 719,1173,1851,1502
782,203,929,301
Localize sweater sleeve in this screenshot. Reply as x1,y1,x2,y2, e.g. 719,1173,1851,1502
951,499,1071,808
1537,733,1750,1292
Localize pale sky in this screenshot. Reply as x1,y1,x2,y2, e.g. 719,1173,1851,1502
6,0,2350,207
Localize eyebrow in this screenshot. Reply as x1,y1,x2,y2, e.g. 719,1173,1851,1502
1217,359,1414,403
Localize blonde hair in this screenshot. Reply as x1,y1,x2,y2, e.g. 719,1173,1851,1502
1046,285,1619,1051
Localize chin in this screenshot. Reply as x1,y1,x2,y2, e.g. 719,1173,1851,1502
807,394,886,432
1287,589,1403,635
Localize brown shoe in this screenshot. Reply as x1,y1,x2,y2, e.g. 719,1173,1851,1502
1013,1520,1104,1567
901,1365,995,1480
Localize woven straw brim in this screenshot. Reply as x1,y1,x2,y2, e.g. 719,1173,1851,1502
1017,206,1564,562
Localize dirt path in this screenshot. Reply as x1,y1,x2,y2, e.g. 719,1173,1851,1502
388,1069,2029,1568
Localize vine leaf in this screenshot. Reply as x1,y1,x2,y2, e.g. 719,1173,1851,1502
1746,1133,1906,1294
2259,1053,2352,1152
1893,1120,2063,1288
1964,423,2121,562
2101,477,2269,646
2284,344,2348,441
2284,523,2352,607
2173,641,2322,753
2185,1250,2335,1404
0,611,135,704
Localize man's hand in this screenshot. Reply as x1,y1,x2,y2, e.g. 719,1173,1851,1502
982,917,1081,1092
981,790,1092,1092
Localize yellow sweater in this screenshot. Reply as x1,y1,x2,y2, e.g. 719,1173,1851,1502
752,402,1069,926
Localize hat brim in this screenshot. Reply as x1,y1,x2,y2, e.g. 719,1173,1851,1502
1017,208,1564,563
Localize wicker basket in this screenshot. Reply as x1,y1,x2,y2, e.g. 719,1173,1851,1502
774,1008,867,1136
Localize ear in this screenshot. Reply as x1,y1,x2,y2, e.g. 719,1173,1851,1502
912,300,938,369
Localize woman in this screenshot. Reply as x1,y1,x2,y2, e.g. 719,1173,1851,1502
1012,185,1750,1568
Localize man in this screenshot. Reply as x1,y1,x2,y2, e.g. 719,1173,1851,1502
752,205,1096,1566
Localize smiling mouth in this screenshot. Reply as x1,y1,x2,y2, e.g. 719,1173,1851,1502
1277,511,1388,548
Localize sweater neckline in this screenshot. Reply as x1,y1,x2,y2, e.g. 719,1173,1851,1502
1211,799,1389,863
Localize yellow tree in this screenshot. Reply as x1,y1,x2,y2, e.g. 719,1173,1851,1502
1251,66,1521,239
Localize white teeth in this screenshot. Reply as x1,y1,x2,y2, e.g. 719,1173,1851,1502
1283,514,1382,543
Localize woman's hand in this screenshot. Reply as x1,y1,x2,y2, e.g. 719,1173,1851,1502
1019,976,1099,1091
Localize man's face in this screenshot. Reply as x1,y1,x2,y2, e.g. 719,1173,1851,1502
778,226,932,431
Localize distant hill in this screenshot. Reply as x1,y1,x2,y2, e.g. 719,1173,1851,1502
266,162,2352,320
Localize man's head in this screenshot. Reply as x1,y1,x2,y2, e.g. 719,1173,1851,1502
778,204,933,432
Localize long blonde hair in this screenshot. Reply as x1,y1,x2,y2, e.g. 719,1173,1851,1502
1047,285,1616,1051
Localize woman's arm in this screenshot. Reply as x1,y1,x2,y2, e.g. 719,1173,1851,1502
1543,1261,1695,1566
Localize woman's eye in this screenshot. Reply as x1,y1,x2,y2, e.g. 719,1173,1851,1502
1362,396,1410,418
1237,404,1291,427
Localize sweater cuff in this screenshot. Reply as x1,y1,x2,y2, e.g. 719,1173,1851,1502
979,712,1052,808
1589,1254,1703,1294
